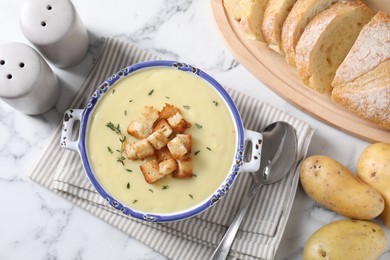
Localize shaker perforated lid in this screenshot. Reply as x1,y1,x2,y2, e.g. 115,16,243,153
19,0,76,45
0,42,41,98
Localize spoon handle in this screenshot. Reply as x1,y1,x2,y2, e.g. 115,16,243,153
210,183,263,260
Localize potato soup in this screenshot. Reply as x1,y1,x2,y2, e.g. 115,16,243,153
87,67,237,214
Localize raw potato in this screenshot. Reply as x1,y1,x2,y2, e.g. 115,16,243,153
357,143,390,227
300,155,384,219
303,219,387,260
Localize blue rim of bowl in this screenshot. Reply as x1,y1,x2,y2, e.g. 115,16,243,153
77,60,245,222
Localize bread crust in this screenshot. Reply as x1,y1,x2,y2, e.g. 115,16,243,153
331,12,390,129
262,0,297,54
332,11,390,86
332,60,390,129
281,0,338,65
239,0,269,41
295,1,373,92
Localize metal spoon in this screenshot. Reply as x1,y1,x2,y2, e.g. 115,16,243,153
210,121,298,260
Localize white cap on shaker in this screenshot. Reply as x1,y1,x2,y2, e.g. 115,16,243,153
19,0,89,68
0,42,60,115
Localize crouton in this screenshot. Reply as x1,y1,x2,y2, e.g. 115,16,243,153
125,103,194,183
153,119,173,138
127,121,151,139
156,146,173,162
167,112,191,133
142,106,159,127
158,158,178,175
159,103,180,119
127,106,159,139
177,134,192,151
173,156,192,178
167,134,192,160
147,129,170,150
140,160,166,183
124,139,155,160
124,142,138,160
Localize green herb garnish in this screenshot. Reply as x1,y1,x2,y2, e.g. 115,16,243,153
119,136,126,143
212,101,219,106
117,156,125,166
126,169,132,173
106,121,121,135
165,96,170,99
162,185,169,190
195,123,202,129
124,110,127,116
133,199,138,204
107,146,113,154
129,99,133,103
183,105,190,110
206,147,212,151
148,89,154,96
189,194,194,199
194,150,200,155
149,189,154,193
126,182,130,189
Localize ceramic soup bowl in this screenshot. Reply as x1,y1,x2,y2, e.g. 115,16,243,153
61,60,262,222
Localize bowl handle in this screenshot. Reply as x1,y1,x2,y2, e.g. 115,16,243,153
240,129,262,172
60,109,83,151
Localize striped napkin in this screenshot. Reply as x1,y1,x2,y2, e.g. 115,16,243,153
28,37,314,260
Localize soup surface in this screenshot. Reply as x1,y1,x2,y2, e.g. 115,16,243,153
87,67,237,214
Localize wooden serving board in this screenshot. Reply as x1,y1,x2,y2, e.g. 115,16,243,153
209,0,390,143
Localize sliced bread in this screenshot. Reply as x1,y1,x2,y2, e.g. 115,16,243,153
281,0,338,66
240,0,270,41
332,11,390,87
331,12,390,129
223,0,243,20
262,0,297,54
295,1,374,93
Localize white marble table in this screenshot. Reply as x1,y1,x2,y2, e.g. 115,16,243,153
0,0,388,259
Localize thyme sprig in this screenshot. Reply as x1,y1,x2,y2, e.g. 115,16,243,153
106,121,128,168
106,121,121,135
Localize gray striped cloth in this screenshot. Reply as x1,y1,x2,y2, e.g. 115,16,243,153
28,37,314,260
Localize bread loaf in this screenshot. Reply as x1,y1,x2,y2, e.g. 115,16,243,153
331,12,390,129
281,0,338,66
222,1,389,129
295,1,374,93
262,0,297,54
223,0,243,20
240,0,269,41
